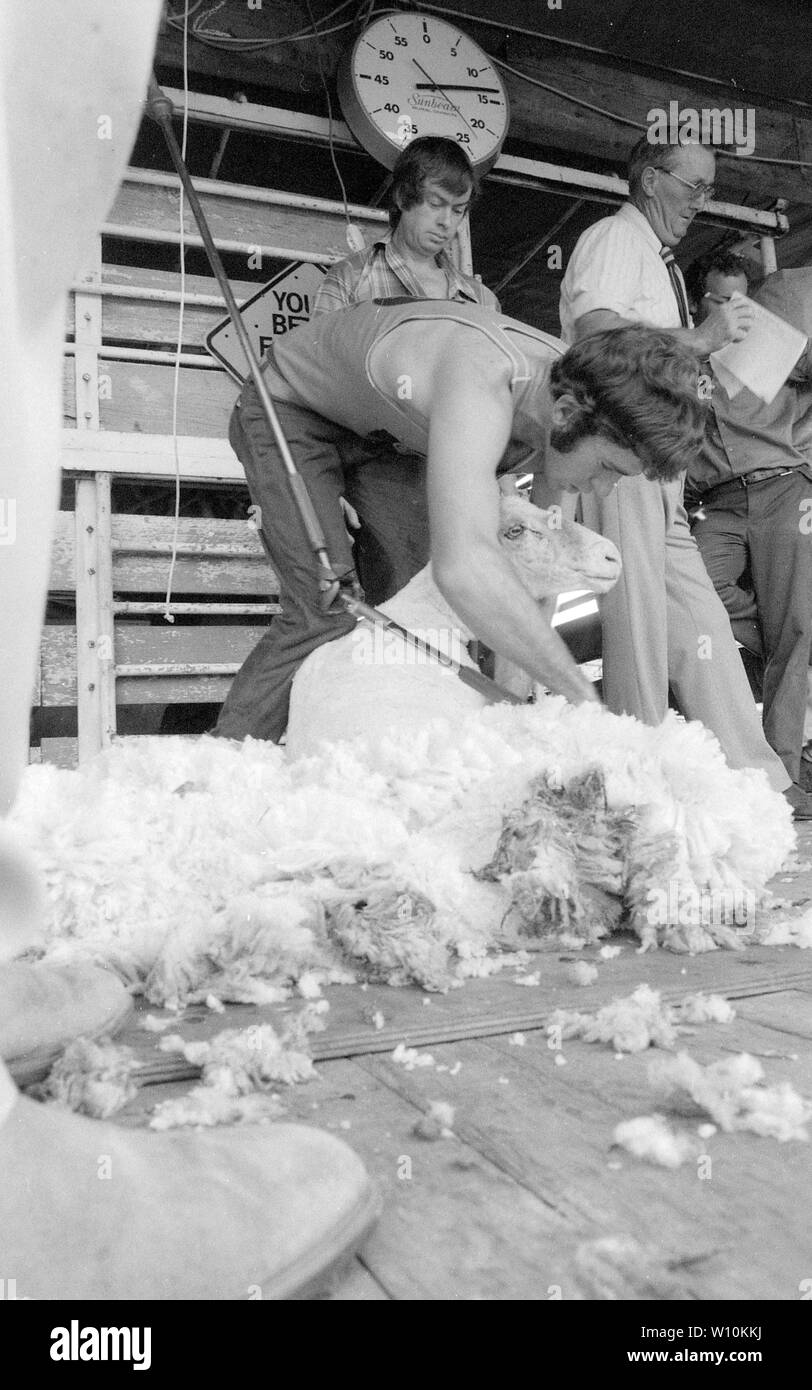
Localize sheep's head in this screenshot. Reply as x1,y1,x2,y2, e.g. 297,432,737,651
498,493,621,599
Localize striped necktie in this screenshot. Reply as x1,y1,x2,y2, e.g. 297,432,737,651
660,246,690,327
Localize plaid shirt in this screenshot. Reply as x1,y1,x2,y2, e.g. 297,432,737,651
313,237,500,315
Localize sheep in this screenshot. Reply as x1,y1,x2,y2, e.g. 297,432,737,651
286,492,622,760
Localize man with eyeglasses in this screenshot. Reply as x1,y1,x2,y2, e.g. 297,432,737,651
558,135,802,811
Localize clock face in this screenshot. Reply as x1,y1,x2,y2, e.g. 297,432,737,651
337,11,510,171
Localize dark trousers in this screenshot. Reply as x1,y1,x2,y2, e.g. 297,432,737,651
214,380,430,742
691,469,812,783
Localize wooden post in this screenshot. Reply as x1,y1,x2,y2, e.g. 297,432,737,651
73,235,102,431
73,238,111,761
760,235,778,275
74,476,103,762
124,167,390,223
95,473,116,748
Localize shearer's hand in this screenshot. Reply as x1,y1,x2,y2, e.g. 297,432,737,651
572,673,602,706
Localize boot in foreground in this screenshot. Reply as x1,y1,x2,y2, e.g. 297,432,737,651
0,961,134,1086
0,1055,379,1300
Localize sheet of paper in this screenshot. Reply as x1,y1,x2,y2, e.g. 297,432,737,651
710,296,808,403
710,358,744,398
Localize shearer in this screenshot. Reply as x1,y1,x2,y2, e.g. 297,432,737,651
211,299,766,766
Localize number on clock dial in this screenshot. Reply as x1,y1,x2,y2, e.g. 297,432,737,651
350,11,508,165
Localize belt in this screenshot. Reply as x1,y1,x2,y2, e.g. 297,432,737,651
696,466,800,505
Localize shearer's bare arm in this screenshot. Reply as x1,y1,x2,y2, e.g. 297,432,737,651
426,342,598,706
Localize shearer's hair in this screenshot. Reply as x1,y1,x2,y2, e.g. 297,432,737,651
389,136,479,229
549,325,707,481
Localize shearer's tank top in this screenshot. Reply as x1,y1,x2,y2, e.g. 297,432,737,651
261,298,565,467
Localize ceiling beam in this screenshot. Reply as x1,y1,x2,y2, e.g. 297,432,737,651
160,89,790,236
156,17,812,207
500,38,812,208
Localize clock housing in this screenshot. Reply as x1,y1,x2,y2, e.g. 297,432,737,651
337,11,510,172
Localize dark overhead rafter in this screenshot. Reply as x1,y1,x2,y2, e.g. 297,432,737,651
413,0,812,110
156,3,812,208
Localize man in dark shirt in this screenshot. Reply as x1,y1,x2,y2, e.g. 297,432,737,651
685,252,812,787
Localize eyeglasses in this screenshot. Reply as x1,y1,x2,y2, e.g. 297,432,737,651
657,168,716,205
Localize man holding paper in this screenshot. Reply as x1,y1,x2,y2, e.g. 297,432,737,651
558,136,801,809
685,255,812,788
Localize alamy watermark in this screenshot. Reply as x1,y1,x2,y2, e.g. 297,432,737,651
647,101,756,158
351,623,464,671
646,881,757,930
50,1321,151,1370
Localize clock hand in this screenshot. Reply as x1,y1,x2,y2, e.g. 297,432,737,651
414,84,502,93
411,57,473,132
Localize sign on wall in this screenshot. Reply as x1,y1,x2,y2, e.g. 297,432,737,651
206,261,327,383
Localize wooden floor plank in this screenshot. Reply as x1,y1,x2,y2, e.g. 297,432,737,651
117,1054,587,1300
357,1024,812,1301
482,1009,812,1100
118,945,812,1088
275,1057,589,1301
104,824,812,1300
732,990,812,1041
107,1011,812,1300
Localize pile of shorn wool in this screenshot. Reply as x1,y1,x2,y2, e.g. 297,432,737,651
11,698,794,1007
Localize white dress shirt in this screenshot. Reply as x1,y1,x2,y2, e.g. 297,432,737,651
558,202,690,342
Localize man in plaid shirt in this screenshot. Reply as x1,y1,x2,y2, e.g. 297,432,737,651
314,136,498,313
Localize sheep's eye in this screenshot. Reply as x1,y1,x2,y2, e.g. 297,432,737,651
503,525,524,540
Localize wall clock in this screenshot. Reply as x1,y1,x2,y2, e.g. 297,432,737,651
336,10,510,172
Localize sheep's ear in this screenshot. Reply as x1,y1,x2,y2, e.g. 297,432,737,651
550,392,580,428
